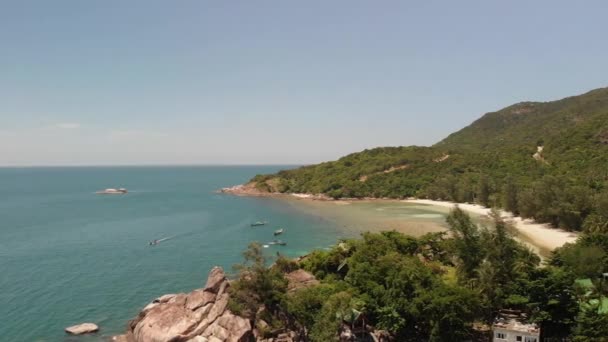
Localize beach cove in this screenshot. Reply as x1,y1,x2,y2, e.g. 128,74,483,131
222,185,580,258
286,198,578,258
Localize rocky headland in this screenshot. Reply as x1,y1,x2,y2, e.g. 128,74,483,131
219,183,331,201
219,183,275,198
111,266,315,342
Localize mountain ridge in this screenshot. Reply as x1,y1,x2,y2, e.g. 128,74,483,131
246,86,608,232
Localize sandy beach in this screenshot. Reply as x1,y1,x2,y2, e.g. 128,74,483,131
221,184,580,254
404,199,579,251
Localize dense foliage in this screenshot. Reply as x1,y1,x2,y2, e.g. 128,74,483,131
250,87,608,232
233,87,608,340
228,209,608,341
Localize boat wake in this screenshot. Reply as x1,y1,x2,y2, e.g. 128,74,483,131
149,235,176,246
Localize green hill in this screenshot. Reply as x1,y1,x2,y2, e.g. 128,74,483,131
250,87,608,231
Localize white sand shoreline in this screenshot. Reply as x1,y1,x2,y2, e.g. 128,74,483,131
403,199,579,251
220,185,580,253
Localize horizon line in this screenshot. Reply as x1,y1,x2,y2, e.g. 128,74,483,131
0,163,304,168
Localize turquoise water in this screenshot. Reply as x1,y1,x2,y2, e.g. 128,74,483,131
0,166,352,342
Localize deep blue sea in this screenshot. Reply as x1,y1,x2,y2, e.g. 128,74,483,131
0,166,352,341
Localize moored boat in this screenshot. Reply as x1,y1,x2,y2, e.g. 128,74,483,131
96,188,128,195
274,229,284,236
250,221,268,227
268,239,287,246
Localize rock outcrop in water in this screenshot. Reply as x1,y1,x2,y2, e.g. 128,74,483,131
114,266,306,342
65,322,99,335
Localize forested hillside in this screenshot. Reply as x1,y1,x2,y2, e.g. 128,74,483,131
250,87,608,232
228,209,608,341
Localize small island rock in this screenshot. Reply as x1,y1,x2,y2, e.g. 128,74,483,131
65,322,99,335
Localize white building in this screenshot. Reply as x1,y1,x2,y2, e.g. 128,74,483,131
492,310,540,342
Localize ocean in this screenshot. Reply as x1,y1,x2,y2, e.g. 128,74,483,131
0,166,448,341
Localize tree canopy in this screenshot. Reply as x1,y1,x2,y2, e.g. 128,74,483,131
249,87,608,232
228,209,608,341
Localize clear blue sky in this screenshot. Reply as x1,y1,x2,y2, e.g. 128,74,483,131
1,1,607,166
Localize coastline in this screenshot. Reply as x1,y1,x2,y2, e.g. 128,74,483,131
107,195,579,341
220,184,580,252
403,199,579,251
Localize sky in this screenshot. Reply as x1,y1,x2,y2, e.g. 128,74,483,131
1,1,607,166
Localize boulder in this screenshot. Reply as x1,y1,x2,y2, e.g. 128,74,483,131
204,267,226,293
154,294,177,303
186,289,216,310
182,317,213,340
166,293,229,340
168,293,188,306
65,322,99,335
126,266,259,342
285,269,319,292
217,312,251,341
187,337,208,342
202,311,252,342
183,293,241,341
217,279,230,297
142,302,160,314
133,304,199,342
205,293,229,324
201,321,229,341
194,303,214,320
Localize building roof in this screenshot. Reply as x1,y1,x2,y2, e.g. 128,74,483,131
492,310,540,336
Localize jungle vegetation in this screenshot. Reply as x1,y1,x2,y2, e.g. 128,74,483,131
228,209,608,341
250,87,608,232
